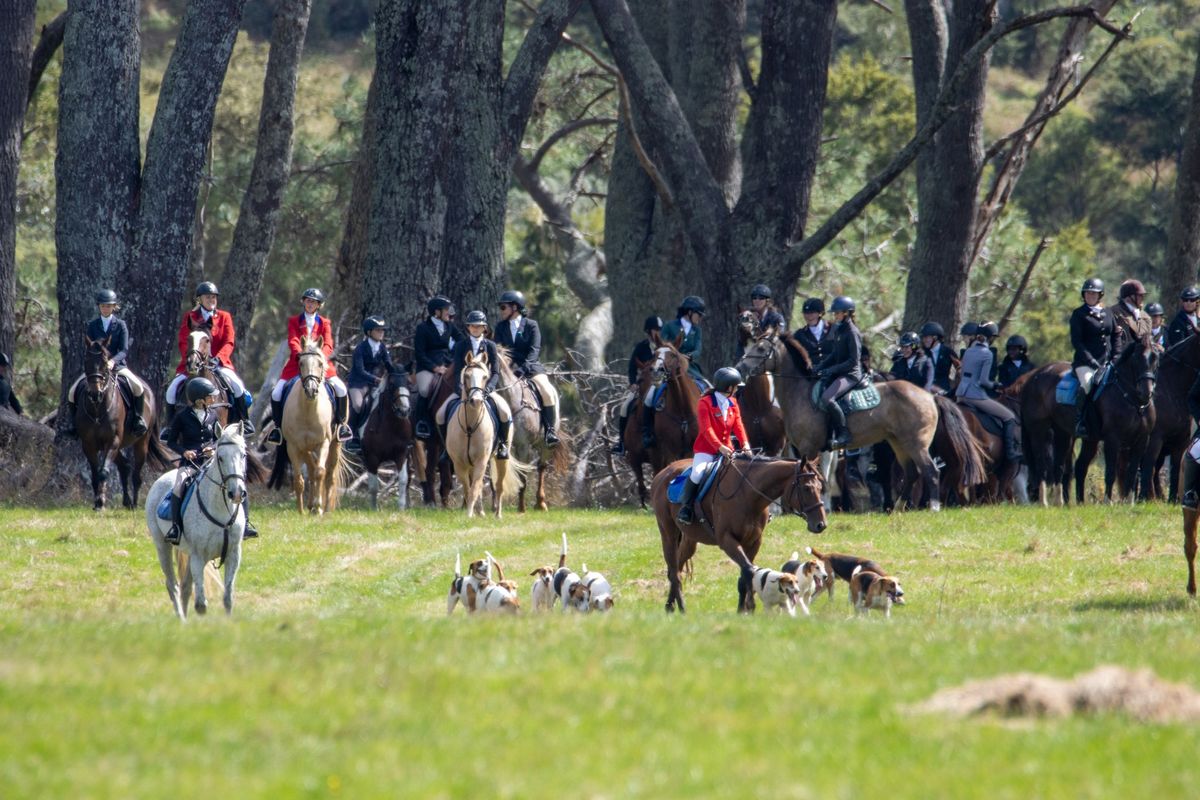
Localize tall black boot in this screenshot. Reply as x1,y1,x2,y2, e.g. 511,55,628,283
165,492,184,545
824,401,850,449
496,419,511,460
1184,457,1200,510
540,406,559,446
128,392,149,435
1002,420,1023,464
266,398,285,445
414,394,432,440
334,395,353,442
438,421,450,463
232,393,255,435
1074,383,1092,438
611,414,629,455
675,479,700,526
641,404,657,448
241,497,258,539
63,391,78,438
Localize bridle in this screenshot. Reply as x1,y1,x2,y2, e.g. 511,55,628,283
297,349,325,397
193,437,248,566
719,456,825,517
1113,344,1157,412
390,382,411,418
185,331,211,376
458,362,489,466
82,347,114,421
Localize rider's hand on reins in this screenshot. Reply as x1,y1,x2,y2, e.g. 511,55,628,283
719,444,733,458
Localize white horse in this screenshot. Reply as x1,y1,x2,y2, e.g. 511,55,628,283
145,425,249,620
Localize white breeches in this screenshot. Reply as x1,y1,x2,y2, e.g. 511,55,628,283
272,375,346,401
415,370,446,398
689,452,716,483
166,367,244,404
528,373,558,408
435,391,512,425
1074,365,1096,392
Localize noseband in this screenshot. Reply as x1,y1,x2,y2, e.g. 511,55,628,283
196,440,247,530
786,466,825,517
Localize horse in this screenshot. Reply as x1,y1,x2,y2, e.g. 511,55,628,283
646,344,701,474
144,424,264,619
414,372,456,507
947,393,1021,503
1010,363,1076,505
180,325,230,425
735,310,787,456
651,455,827,614
929,394,990,505
494,346,569,511
619,353,660,508
735,332,957,510
359,370,416,510
76,336,170,510
1141,333,1200,501
1185,503,1200,596
267,335,347,514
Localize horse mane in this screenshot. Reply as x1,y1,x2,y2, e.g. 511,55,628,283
778,332,813,373
219,425,269,484
493,343,518,384
998,369,1037,398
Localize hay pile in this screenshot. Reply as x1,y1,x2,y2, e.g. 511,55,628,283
915,665,1200,723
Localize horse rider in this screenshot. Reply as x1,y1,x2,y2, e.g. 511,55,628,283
437,310,513,460
957,324,1022,465
265,287,353,446
347,315,403,447
63,289,148,438
997,334,1036,389
164,376,258,544
920,321,955,395
0,353,22,415
737,284,786,359
813,296,862,451
1108,279,1152,357
660,295,708,387
1147,303,1167,350
1070,277,1113,438
494,289,560,445
889,331,933,391
794,297,829,364
412,295,457,441
611,315,663,456
165,281,254,434
675,366,751,526
1167,285,1200,347
957,321,978,362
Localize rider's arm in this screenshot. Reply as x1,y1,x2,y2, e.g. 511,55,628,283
350,342,372,385
524,319,542,364
731,402,750,452
287,315,304,356
109,320,129,365
695,399,722,454
214,312,235,363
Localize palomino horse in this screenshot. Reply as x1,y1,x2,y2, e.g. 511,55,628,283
445,352,521,518
268,336,346,514
646,344,701,474
145,424,265,619
494,346,569,511
181,325,230,425
1142,333,1200,501
76,337,170,510
652,455,827,613
735,310,786,456
736,332,951,510
359,371,416,510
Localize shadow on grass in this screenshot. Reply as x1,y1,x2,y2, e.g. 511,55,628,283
1072,595,1195,613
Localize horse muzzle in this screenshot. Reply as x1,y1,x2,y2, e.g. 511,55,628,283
302,376,321,399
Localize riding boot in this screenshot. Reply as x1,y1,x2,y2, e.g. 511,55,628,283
540,406,560,446
266,398,285,445
165,492,183,545
63,399,78,438
1074,387,1092,439
1002,419,1023,465
334,395,353,442
232,393,255,435
496,419,511,460
1184,457,1200,509
161,403,178,442
128,392,149,436
414,395,432,440
611,414,629,455
824,401,850,450
675,479,700,526
241,497,258,539
641,405,657,448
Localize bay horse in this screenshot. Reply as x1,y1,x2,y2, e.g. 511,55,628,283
359,370,416,510
1141,333,1200,501
414,372,455,507
495,346,569,511
181,325,229,426
1185,503,1200,596
651,455,827,614
735,332,950,510
1012,363,1075,505
445,353,523,518
929,394,990,505
619,356,658,507
646,344,701,474
77,337,170,510
735,310,786,456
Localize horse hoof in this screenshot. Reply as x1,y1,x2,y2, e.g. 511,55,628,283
195,603,207,616
929,500,942,512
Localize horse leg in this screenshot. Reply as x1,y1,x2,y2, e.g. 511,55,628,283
188,550,208,616
741,535,763,613
115,451,133,509
660,524,684,613
634,460,648,509
87,450,107,511
517,468,527,514
914,450,941,512
439,459,453,508
1185,506,1199,596
291,458,307,514
312,457,328,515
177,550,192,618
397,460,409,511
367,471,380,511
536,459,548,512
156,539,186,620
493,459,508,518
222,544,241,615
1102,438,1121,503
1074,438,1098,504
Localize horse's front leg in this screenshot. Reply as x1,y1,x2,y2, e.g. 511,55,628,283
115,451,133,509
89,449,111,510
222,542,241,615
740,534,763,613
1074,438,1099,504
396,460,409,511
367,471,380,511
1102,438,1121,503
536,460,548,511
155,539,186,620
188,549,209,616
493,459,507,518
1185,506,1199,596
291,463,306,514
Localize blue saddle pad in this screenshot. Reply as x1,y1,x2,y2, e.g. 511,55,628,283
667,457,723,504
1055,372,1078,405
811,379,881,415
280,376,337,408
155,476,199,521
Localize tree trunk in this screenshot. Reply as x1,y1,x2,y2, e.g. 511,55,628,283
0,0,37,365
27,11,68,109
121,0,247,391
331,65,378,330
1164,43,1200,306
221,0,312,332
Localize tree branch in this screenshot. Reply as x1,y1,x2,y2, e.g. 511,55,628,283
27,11,67,106
527,116,617,172
617,78,673,208
997,236,1051,335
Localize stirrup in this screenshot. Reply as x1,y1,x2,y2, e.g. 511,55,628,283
165,525,181,545
415,419,432,440
336,424,354,442
675,505,695,526
265,428,283,445
242,521,259,539
130,415,148,435
496,442,510,460
610,441,626,455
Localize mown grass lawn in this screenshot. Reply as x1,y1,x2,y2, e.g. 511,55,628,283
2,498,1198,799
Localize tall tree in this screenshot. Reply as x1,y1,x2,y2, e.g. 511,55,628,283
1164,43,1200,306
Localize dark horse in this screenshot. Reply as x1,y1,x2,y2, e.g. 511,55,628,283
416,373,455,507
735,310,786,456
360,371,416,510
652,455,827,613
1011,363,1075,505
77,337,171,510
929,394,990,505
619,356,659,508
645,344,701,475
1141,333,1200,501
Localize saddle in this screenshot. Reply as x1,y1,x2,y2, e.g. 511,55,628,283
279,376,337,408
667,457,724,504
959,402,1004,438
1055,365,1110,406
155,472,200,521
810,377,880,415
443,396,501,448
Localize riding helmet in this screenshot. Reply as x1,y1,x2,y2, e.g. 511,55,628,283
830,296,855,314
897,331,920,349
185,376,220,404
679,295,706,315
1080,277,1105,296
1118,279,1147,299
0,352,9,367
464,310,488,326
1005,334,1028,351
802,297,825,315
426,295,452,315
1146,303,1166,317
195,281,219,297
498,290,526,311
1182,286,1200,302
919,321,945,339
301,287,326,303
95,289,119,305
750,284,772,300
362,315,388,334
960,322,978,337
978,321,1000,338
643,315,664,333
713,367,745,393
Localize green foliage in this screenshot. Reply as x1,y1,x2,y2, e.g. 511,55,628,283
1092,36,1192,167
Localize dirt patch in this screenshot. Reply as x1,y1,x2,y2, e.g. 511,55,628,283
914,665,1200,723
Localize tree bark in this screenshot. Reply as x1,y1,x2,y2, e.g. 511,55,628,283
221,0,312,331
27,11,68,108
330,65,378,331
0,0,37,365
1164,42,1200,306
121,0,247,390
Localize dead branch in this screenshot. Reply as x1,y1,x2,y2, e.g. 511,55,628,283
997,237,1052,335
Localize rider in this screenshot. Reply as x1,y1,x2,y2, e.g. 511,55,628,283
660,296,708,388
738,284,786,358
347,316,403,445
1109,279,1152,357
412,295,457,441
997,334,1036,389
794,297,828,364
1147,303,1167,350
612,315,663,456
957,324,1022,465
889,331,933,391
0,353,22,415
1167,286,1200,347
164,377,258,544
494,289,559,446
437,310,513,460
1070,277,1113,438
265,288,353,446
675,367,751,526
64,289,148,437
813,296,862,451
920,321,955,395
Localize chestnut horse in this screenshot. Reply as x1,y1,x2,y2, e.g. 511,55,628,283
359,371,416,510
652,455,827,614
735,310,786,456
1141,333,1200,501
415,373,455,507
619,356,659,508
646,344,701,474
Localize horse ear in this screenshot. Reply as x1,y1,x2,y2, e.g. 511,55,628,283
83,334,93,347
213,421,225,438
479,350,489,365
102,335,111,350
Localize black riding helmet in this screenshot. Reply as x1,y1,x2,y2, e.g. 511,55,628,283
1146,303,1166,317
919,321,945,340
302,287,326,303
426,295,452,316
713,367,745,393
978,321,999,338
1080,277,1105,298
95,289,118,305
802,298,824,315
498,290,526,311
679,296,706,316
195,281,219,297
750,284,772,300
643,315,664,333
1005,335,1028,351
1182,286,1200,302
185,376,220,404
960,322,978,337
898,331,920,349
362,316,387,334
464,310,488,326
830,296,855,314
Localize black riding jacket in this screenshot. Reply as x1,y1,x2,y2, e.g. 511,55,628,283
1167,310,1200,348
997,356,1035,389
816,319,864,383
85,316,131,367
348,339,401,389
167,407,221,466
627,339,655,385
451,337,501,394
890,352,933,391
413,318,456,373
1070,303,1112,369
493,316,545,376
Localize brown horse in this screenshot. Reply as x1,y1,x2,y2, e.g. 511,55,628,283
1141,333,1200,501
415,372,455,507
359,371,416,510
646,344,701,474
619,356,659,507
735,310,786,456
736,332,953,510
652,455,827,614
952,395,1021,503
1010,363,1074,504
494,346,569,512
929,394,990,505
1186,504,1200,595
76,337,170,510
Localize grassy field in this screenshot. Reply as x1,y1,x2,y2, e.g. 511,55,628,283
2,498,1199,799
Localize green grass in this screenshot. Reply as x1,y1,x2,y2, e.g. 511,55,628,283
2,500,1199,798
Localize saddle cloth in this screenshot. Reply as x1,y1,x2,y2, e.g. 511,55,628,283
1055,365,1110,406
443,396,501,445
960,403,1004,438
667,457,723,504
155,474,200,521
810,378,880,415
652,377,710,410
280,376,337,408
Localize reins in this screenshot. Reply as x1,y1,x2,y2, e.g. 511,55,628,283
191,439,247,567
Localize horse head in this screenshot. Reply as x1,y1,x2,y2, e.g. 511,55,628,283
297,335,326,399
651,345,689,386
781,456,828,533
734,331,782,379
461,356,489,406
389,371,412,418
82,335,113,399
736,309,759,346
185,329,212,377
211,425,248,508
1116,335,1158,408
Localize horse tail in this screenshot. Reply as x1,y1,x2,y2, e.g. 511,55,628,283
934,395,988,487
268,441,290,490
548,432,572,476
145,428,174,471
491,454,535,500
245,449,270,485
325,442,356,511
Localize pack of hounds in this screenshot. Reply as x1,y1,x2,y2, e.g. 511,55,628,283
448,534,905,618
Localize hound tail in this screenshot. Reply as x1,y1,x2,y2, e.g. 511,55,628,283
790,551,800,562
485,550,504,581
851,565,863,579
559,532,568,569
582,562,589,575
454,551,462,579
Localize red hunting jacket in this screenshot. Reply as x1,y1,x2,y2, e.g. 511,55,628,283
176,308,236,375
693,393,750,456
280,313,337,380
